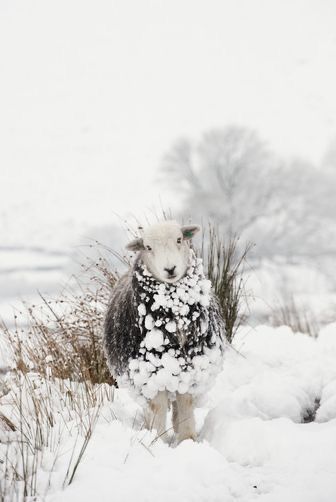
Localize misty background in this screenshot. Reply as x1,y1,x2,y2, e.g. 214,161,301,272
1,0,336,326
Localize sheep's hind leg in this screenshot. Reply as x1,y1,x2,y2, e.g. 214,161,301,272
174,392,196,443
145,391,168,437
172,400,179,433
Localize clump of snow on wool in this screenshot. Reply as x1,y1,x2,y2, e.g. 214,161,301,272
119,250,224,402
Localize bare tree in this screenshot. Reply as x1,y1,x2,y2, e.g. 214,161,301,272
160,126,336,263
161,126,283,245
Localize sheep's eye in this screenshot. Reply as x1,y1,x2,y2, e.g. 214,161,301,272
146,245,152,251
177,237,182,244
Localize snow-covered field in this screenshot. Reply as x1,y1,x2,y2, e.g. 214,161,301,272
1,0,336,499
1,324,336,501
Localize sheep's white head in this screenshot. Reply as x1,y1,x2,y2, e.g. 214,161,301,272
126,221,201,283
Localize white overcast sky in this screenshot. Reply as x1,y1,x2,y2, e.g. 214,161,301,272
0,0,336,245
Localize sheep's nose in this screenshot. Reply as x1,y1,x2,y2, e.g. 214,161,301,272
164,266,176,277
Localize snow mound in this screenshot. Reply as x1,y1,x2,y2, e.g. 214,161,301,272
203,325,336,425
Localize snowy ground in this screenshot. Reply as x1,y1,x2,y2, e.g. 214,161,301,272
2,324,336,501
1,2,336,498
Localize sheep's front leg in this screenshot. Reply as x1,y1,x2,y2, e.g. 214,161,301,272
145,391,168,437
173,393,196,443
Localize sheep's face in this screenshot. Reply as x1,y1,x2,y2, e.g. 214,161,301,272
126,221,201,283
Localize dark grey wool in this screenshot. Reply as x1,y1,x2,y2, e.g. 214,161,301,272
103,251,226,399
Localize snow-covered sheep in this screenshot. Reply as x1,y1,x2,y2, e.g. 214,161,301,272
104,221,226,443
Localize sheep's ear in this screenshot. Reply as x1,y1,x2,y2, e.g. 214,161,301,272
126,238,145,252
181,224,201,240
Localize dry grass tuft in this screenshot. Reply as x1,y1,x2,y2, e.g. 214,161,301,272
2,251,119,385
0,369,114,500
201,225,251,343
270,294,319,338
